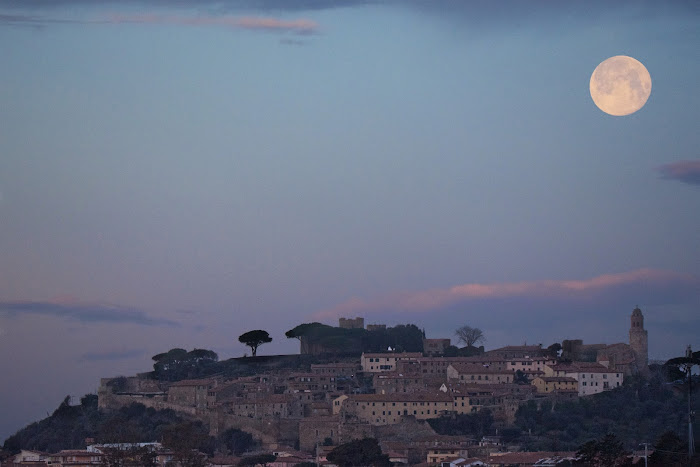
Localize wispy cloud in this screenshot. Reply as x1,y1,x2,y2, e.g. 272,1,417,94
80,348,146,361
106,13,318,34
314,269,700,319
0,10,319,34
0,299,179,326
656,160,700,186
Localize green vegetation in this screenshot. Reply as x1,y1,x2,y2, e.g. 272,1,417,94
326,438,391,467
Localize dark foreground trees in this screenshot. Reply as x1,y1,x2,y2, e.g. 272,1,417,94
238,453,276,466
576,433,628,467
427,410,494,439
151,348,219,381
327,438,390,467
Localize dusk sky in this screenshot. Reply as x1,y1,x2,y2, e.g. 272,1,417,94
1,0,699,440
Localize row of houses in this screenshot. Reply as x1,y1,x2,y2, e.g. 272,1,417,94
94,346,626,461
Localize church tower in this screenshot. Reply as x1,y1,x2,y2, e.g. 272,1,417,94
629,306,648,372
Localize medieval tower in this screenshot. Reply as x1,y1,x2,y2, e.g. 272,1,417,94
629,306,648,371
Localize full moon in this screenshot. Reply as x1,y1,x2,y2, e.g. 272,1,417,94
590,55,652,116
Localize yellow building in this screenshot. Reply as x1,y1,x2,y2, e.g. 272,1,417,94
335,392,454,425
532,376,578,394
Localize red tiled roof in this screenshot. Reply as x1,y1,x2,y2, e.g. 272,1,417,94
448,363,515,374
538,376,577,383
489,451,576,464
362,352,422,358
169,378,217,387
349,392,454,403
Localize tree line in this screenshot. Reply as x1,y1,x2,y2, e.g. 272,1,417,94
2,396,257,465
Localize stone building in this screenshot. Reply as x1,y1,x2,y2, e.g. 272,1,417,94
338,317,364,329
298,417,373,452
544,362,622,396
337,392,454,425
310,363,359,377
532,376,578,394
561,306,649,376
423,338,451,356
167,378,218,409
361,352,422,372
373,372,430,394
483,345,549,359
446,363,515,385
629,306,649,371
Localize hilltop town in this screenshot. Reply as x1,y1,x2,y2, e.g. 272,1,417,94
9,307,693,467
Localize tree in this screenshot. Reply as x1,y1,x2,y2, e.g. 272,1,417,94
455,325,485,347
327,438,390,467
162,421,212,467
514,370,530,385
150,348,220,381
100,445,157,467
238,330,273,357
576,433,628,466
427,410,494,439
648,431,687,466
547,343,562,358
216,428,256,455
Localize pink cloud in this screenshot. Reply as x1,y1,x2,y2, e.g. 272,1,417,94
656,160,700,186
313,269,700,319
106,13,318,34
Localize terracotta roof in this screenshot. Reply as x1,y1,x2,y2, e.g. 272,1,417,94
448,363,515,374
169,378,217,387
419,356,485,363
538,376,577,383
550,362,618,373
488,345,543,352
311,363,358,368
348,392,454,403
362,352,422,358
489,451,576,464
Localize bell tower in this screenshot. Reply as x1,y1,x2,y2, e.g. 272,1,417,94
629,306,648,372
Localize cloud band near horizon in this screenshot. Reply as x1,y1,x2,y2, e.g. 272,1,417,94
314,269,700,320
105,13,318,34
0,299,178,326
656,160,700,186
